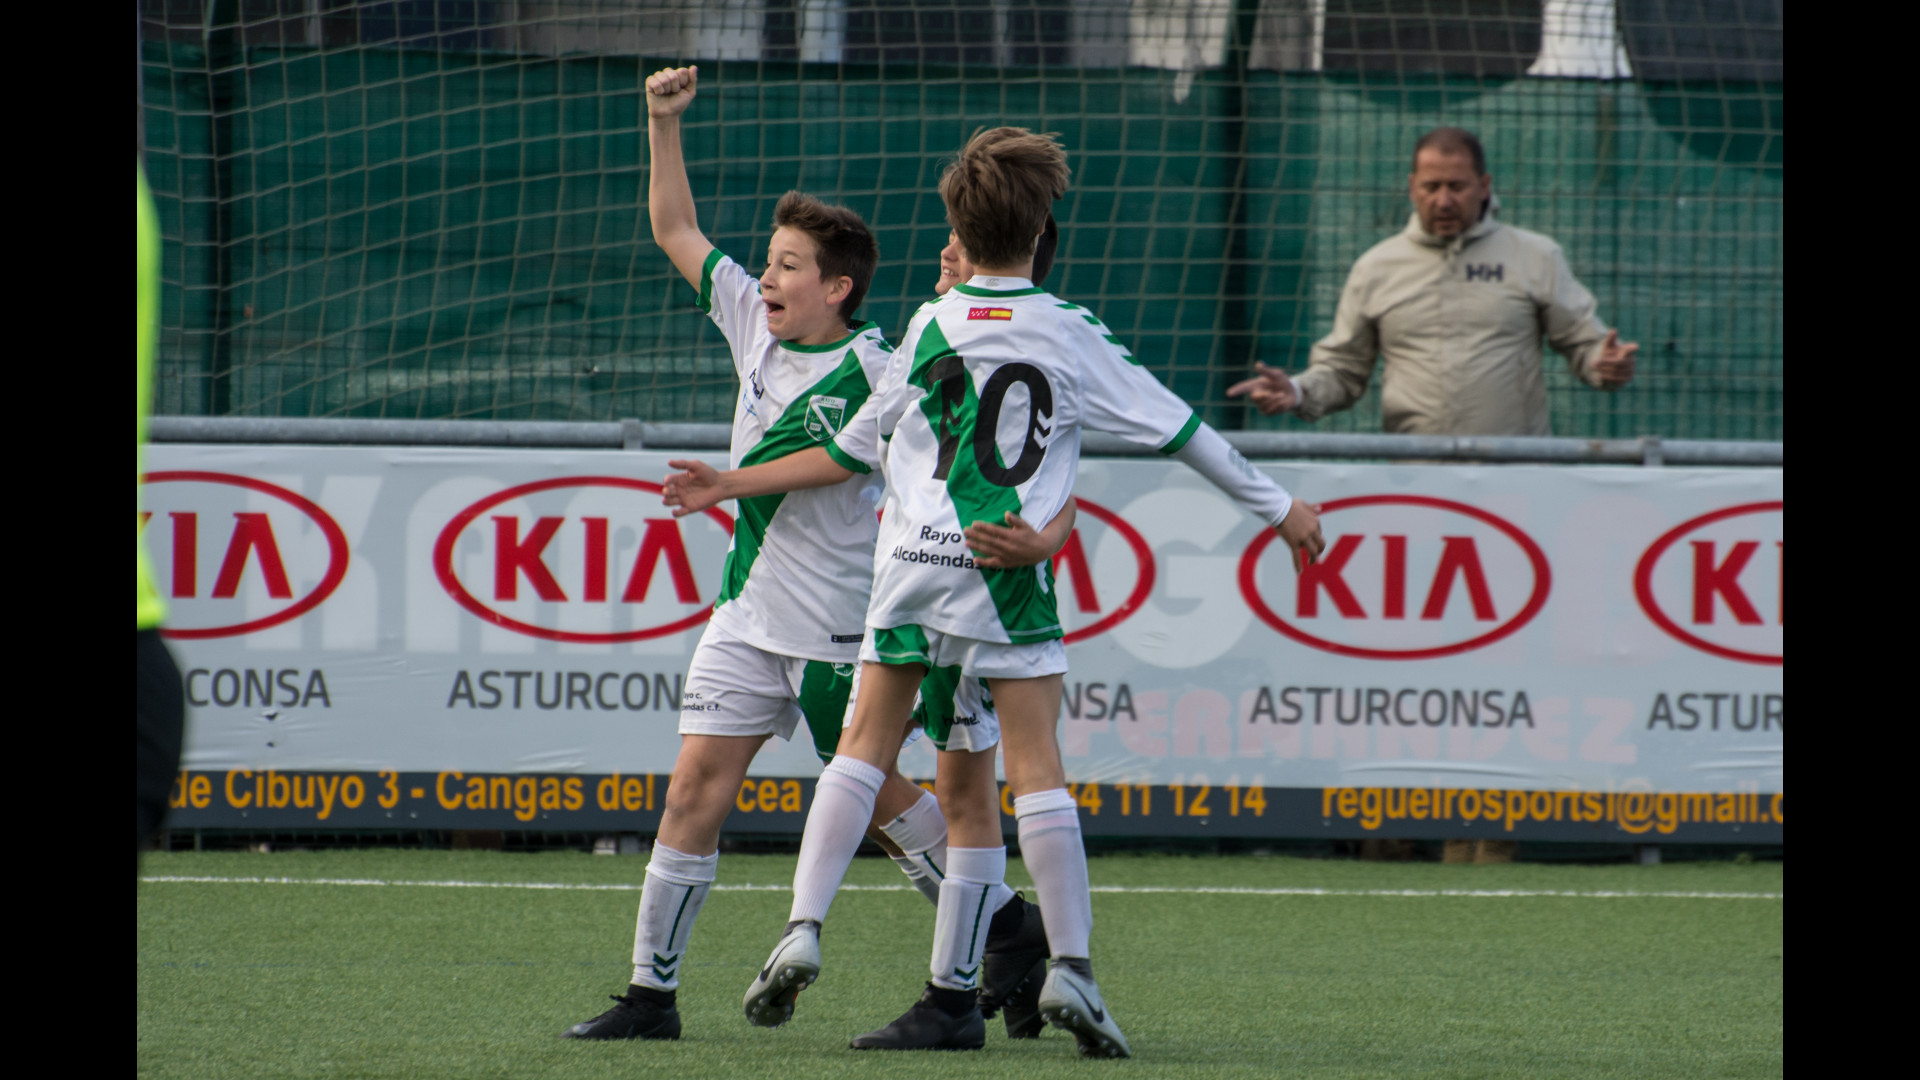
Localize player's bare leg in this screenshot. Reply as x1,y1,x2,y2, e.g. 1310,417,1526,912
996,674,1130,1058
745,663,923,1027
658,733,771,853
563,733,768,1041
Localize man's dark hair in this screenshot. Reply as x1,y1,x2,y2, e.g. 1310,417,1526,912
1412,127,1486,176
772,191,879,320
940,127,1070,271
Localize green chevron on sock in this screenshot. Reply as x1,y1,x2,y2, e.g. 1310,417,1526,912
651,952,680,980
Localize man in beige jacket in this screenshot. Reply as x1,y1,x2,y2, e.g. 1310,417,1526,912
1234,129,1636,864
1230,127,1637,435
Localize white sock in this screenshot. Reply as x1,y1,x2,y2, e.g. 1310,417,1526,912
789,756,886,924
929,846,1006,990
881,789,947,906
630,843,718,991
1015,788,1092,959
891,853,942,905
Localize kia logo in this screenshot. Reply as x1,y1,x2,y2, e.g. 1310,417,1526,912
433,476,734,644
139,471,351,640
1238,495,1551,660
1054,497,1155,645
1633,501,1782,666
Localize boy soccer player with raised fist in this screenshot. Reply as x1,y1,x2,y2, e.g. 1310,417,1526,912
562,70,1072,1043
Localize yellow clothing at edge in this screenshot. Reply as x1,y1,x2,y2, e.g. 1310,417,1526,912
138,165,167,630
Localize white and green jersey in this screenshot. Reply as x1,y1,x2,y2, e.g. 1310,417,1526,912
697,251,891,662
828,275,1223,645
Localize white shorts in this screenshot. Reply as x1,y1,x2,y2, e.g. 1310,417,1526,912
857,623,1067,753
678,622,853,763
844,657,1000,755
861,623,1068,680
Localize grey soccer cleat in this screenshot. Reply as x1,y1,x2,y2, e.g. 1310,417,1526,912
1037,961,1131,1058
743,919,821,1028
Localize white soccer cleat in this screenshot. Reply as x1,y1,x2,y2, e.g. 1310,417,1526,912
742,920,822,1028
1037,961,1132,1058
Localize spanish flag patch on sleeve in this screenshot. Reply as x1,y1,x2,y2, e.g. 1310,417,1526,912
967,307,1013,321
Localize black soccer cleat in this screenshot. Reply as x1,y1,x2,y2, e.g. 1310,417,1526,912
849,983,986,1051
560,985,681,1041
977,892,1050,1027
998,959,1048,1039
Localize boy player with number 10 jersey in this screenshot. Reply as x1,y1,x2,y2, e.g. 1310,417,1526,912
561,70,1069,1043
665,128,1327,1056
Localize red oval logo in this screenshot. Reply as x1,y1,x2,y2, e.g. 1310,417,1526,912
1633,501,1782,666
140,471,351,640
1238,494,1551,660
433,476,734,644
1057,497,1156,645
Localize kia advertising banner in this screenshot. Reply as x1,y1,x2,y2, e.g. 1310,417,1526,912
147,445,1782,842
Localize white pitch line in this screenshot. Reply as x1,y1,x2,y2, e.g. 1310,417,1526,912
139,875,1779,900
1087,886,1782,899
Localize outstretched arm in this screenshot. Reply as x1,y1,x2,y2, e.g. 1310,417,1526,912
1075,317,1325,572
661,447,853,517
1171,424,1325,571
964,498,1078,569
646,66,716,288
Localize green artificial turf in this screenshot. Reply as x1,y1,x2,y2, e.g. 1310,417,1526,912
138,851,1782,1079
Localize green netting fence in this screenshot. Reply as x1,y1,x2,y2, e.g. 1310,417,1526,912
139,1,1782,439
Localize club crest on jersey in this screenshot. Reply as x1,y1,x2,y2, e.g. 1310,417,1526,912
804,394,848,441
968,307,1013,321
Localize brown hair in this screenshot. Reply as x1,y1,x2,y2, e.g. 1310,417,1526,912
938,128,1069,272
1412,127,1486,175
772,191,879,319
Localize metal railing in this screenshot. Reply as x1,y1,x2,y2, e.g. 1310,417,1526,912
149,416,1783,467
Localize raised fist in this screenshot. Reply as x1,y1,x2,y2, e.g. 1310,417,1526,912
646,66,698,119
